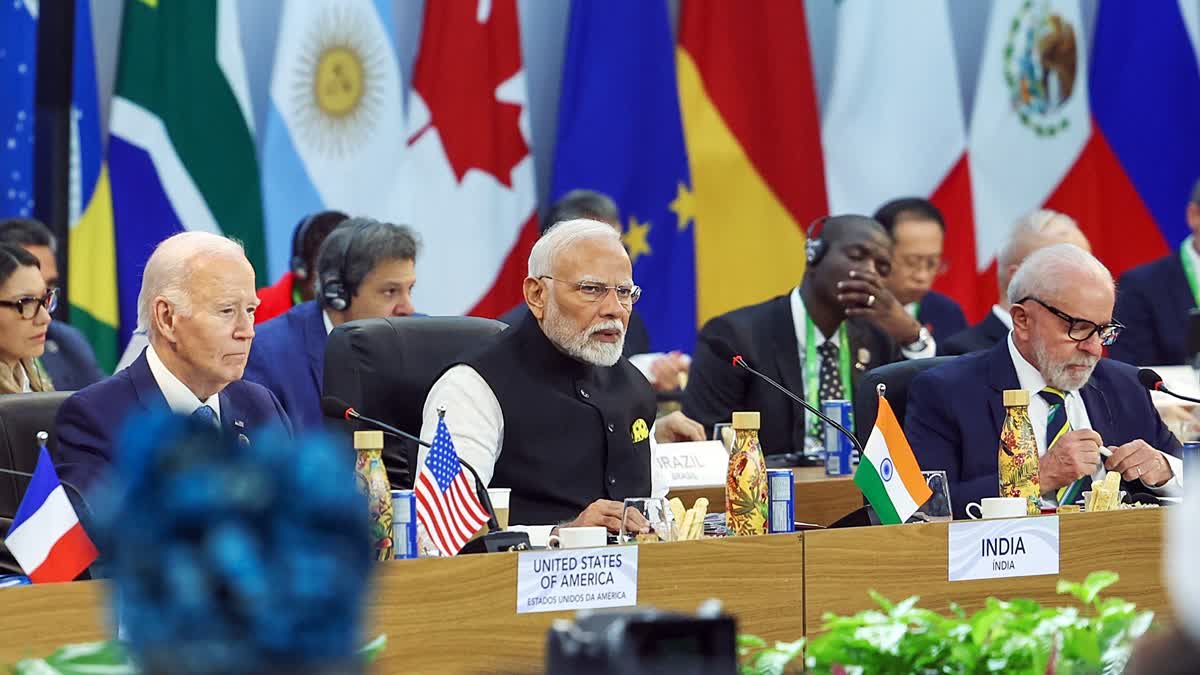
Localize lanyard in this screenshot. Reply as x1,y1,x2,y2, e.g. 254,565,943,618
906,301,921,319
804,315,852,410
1180,236,1200,308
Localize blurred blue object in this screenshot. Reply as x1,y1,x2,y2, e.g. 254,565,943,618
0,574,30,588
97,411,372,674
0,0,37,218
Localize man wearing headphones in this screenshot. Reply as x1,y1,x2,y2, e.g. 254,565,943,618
255,210,349,324
244,218,419,430
682,215,934,461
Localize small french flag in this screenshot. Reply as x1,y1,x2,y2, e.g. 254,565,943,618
3,446,97,583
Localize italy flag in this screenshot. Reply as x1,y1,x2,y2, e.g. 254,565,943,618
854,396,932,525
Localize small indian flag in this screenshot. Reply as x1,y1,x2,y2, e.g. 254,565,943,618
854,395,933,525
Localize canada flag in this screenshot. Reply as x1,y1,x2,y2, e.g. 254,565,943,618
396,0,539,318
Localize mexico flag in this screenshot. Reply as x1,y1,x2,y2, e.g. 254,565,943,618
397,0,538,318
821,0,980,321
854,396,931,525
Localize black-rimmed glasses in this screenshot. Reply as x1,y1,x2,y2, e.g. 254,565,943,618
0,287,58,320
1017,296,1123,346
539,276,642,306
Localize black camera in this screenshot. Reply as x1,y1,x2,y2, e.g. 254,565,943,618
544,601,737,675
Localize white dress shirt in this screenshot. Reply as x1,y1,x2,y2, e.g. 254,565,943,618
419,364,670,547
322,310,335,335
1006,334,1182,501
993,304,1013,330
145,343,221,422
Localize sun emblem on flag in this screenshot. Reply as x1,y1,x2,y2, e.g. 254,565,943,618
1003,0,1078,137
291,5,387,158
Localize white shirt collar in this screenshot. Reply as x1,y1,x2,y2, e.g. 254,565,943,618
145,343,221,421
790,286,838,348
992,304,1013,330
323,310,335,335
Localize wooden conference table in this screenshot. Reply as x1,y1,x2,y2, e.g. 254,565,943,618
0,508,1169,673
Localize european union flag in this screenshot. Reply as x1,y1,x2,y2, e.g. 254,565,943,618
551,0,696,353
1,0,37,218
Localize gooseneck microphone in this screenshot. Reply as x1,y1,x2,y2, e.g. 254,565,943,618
704,336,865,456
1137,368,1200,405
320,396,510,539
0,465,94,521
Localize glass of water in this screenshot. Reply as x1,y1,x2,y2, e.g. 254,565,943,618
619,497,676,543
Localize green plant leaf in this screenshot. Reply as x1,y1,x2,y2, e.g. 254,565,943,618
358,634,388,664
738,634,768,649
12,640,135,675
867,589,894,612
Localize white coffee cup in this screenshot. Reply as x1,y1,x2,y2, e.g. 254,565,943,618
966,497,1029,519
487,488,510,530
547,526,607,549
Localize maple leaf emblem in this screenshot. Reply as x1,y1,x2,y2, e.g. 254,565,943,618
409,0,528,187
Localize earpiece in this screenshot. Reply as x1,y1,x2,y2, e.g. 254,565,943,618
806,216,830,266
319,222,369,312
290,214,317,280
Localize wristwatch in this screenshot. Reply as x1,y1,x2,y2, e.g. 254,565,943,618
904,326,932,352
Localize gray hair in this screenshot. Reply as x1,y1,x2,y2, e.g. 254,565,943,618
528,218,623,278
137,232,247,335
315,218,420,301
1007,243,1113,305
997,209,1085,268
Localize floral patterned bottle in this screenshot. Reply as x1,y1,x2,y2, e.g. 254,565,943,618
999,390,1041,515
726,411,768,536
354,430,394,560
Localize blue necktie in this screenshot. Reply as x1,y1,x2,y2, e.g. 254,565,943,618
191,404,218,429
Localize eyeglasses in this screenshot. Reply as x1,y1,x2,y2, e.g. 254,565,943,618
0,287,57,320
539,276,642,306
1016,296,1124,346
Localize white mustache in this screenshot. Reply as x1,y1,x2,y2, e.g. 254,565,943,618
588,320,625,337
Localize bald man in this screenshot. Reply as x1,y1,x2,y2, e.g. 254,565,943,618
684,215,930,458
940,209,1091,356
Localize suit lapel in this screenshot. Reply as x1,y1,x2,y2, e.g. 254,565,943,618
1167,253,1196,313
219,388,250,443
985,341,1020,437
301,303,329,392
1079,382,1114,443
129,350,170,413
843,320,878,391
770,296,807,454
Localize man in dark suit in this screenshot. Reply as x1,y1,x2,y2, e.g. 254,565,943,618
941,209,1091,356
0,218,105,388
244,218,419,431
55,232,292,494
907,244,1182,519
1110,179,1200,367
684,215,933,458
873,198,967,340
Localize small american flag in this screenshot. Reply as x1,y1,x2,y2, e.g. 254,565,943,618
415,415,490,556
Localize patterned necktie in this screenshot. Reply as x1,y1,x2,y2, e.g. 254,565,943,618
191,404,219,429
1038,387,1090,504
810,340,844,440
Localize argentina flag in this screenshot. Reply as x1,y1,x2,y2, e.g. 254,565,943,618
550,0,696,352
260,0,408,280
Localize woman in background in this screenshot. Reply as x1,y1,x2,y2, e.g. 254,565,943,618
0,242,54,394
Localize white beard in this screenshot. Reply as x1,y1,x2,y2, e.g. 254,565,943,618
541,301,625,367
1032,339,1098,391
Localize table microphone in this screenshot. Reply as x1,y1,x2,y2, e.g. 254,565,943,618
1137,368,1200,405
704,336,865,456
320,396,529,553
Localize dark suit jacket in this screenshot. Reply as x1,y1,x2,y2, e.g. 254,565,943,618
54,350,293,494
1111,253,1195,366
917,290,968,341
905,340,1181,519
939,311,1010,356
41,322,105,391
682,293,902,455
243,300,327,431
498,304,651,357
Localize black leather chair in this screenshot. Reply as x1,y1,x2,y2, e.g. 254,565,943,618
0,391,72,575
323,316,508,490
852,356,957,448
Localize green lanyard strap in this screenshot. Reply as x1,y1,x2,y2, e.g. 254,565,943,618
804,315,852,433
1180,236,1200,308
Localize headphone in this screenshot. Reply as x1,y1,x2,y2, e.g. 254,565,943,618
319,222,371,312
806,216,831,266
289,214,318,280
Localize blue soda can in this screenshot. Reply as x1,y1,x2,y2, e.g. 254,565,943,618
391,490,417,560
823,399,855,476
768,469,795,533
1183,442,1200,486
